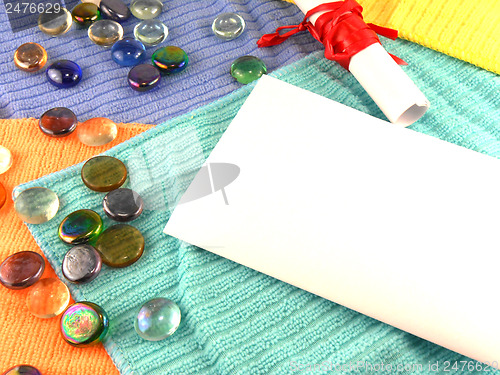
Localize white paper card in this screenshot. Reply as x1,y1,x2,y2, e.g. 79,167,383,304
164,75,500,364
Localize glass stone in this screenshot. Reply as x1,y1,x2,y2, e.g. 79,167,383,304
0,251,45,290
58,209,103,245
230,56,267,84
38,7,73,36
72,3,101,28
133,19,168,47
13,43,47,73
82,0,101,6
60,302,109,346
62,244,102,283
95,224,145,267
46,60,82,89
103,188,144,221
39,107,78,137
130,0,163,20
26,278,70,319
111,38,146,67
127,64,161,92
151,46,188,75
81,156,127,192
3,365,42,375
212,12,245,41
135,298,181,341
88,20,123,47
0,182,5,209
0,145,12,174
14,187,59,224
100,0,131,22
77,117,118,146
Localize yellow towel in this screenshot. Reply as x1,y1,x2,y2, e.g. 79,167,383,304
283,0,500,74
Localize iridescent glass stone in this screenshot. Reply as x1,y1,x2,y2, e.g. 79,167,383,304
77,117,118,146
95,224,144,267
81,156,127,192
58,209,103,245
135,298,181,341
0,145,12,174
14,187,59,224
60,302,109,346
103,188,144,221
26,278,70,318
230,55,267,84
128,64,161,92
38,7,73,36
151,46,188,74
13,43,47,72
39,107,78,137
0,251,45,290
111,38,146,66
212,12,245,40
130,0,163,20
133,19,168,46
46,60,82,88
88,20,123,47
72,3,101,28
3,365,42,375
62,245,102,283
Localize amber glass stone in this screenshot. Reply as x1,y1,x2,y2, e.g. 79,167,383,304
0,251,45,290
14,43,47,72
72,3,101,28
59,209,103,245
26,278,70,318
95,224,145,267
39,107,78,137
0,181,6,209
81,156,127,192
77,117,118,146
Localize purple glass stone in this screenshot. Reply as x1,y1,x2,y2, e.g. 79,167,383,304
3,364,42,375
62,245,102,284
0,251,45,290
127,64,161,92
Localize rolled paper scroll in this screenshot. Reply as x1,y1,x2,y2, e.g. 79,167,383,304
258,0,430,126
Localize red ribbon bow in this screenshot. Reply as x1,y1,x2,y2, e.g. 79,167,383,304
257,0,406,70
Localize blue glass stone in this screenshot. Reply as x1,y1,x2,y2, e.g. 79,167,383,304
127,64,161,92
111,38,146,67
46,60,82,88
135,298,181,341
151,46,188,75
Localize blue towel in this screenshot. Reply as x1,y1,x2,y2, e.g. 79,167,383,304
14,34,500,374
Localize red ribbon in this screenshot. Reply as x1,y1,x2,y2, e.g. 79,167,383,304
257,0,406,70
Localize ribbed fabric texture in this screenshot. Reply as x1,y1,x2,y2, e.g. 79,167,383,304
15,37,500,375
284,0,500,75
0,0,317,123
0,121,153,375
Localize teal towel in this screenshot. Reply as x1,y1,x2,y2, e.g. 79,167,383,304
15,38,500,375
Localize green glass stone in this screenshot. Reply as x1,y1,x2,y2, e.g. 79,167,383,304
60,301,109,346
81,156,127,192
59,209,103,245
230,55,267,84
95,224,144,267
151,46,188,75
72,3,101,28
135,298,181,341
14,187,59,224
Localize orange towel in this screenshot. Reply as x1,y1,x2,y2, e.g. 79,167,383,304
0,119,152,375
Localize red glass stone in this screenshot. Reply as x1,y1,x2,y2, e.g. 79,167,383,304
0,251,45,290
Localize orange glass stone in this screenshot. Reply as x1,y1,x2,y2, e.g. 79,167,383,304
77,117,118,146
14,43,48,72
26,278,70,318
0,182,5,209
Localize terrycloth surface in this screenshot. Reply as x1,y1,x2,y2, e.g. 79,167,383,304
0,121,152,375
286,0,500,75
15,37,500,375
